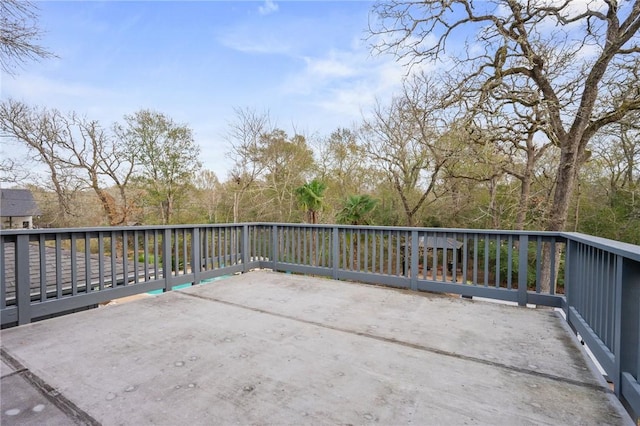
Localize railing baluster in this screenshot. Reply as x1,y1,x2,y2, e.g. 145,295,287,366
39,234,47,301
16,234,31,325
241,225,248,273
163,229,172,292
123,231,129,286
395,232,401,277
550,237,557,295
452,233,458,284
298,227,303,265
193,228,202,280
507,235,513,290
473,235,478,285
495,235,500,288
462,233,468,285
0,238,6,309
182,229,188,275
98,232,105,291
484,237,489,287
518,234,528,306
174,229,180,276
364,229,369,273
268,225,275,270
153,230,159,280
607,252,614,349
410,230,418,291
535,237,542,293
111,232,117,287
71,233,78,295
56,234,62,299
133,231,139,284
431,232,437,280
85,234,92,292
315,228,320,267
332,227,339,279
595,248,602,338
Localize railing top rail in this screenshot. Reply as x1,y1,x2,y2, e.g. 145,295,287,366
244,223,566,237
4,223,639,261
0,223,564,238
1,223,563,237
562,232,640,262
0,223,249,236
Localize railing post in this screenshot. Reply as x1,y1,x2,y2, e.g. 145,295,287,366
332,226,339,280
613,255,624,398
192,228,201,284
242,224,250,273
518,234,528,307
410,230,418,291
271,225,278,271
16,234,32,325
163,228,172,292
564,239,578,320
617,257,640,405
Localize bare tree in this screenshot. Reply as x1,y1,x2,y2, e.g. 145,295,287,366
315,127,375,212
0,156,29,184
0,100,78,225
0,0,55,74
442,125,509,229
0,100,138,226
361,75,452,226
259,130,315,222
467,97,555,230
370,0,640,232
225,108,273,222
596,114,640,191
58,113,138,226
193,169,220,223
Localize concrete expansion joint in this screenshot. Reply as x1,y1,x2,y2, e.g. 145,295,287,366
1,348,101,426
176,291,614,396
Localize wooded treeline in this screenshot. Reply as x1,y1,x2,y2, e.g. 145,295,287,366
2,97,638,244
1,1,638,244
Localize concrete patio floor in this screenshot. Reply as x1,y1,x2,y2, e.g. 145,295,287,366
1,270,632,425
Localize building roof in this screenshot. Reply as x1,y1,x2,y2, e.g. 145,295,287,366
419,235,464,250
0,189,41,217
3,242,157,299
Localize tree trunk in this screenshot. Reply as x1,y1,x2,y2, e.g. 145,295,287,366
94,187,119,226
233,192,239,223
547,145,580,232
41,159,75,226
541,142,580,293
488,177,499,229
165,197,173,225
514,152,535,230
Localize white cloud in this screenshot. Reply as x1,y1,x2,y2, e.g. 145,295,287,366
223,37,290,55
217,28,292,55
3,74,114,101
280,46,414,122
258,0,279,16
304,52,358,79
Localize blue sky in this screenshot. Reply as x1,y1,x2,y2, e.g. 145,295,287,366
2,0,409,180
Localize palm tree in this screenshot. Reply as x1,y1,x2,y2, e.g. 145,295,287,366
336,194,378,271
336,194,377,225
295,179,327,224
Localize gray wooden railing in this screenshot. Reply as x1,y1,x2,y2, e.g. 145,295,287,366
1,223,639,420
